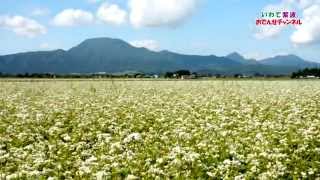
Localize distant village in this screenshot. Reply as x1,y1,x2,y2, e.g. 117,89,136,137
0,68,320,79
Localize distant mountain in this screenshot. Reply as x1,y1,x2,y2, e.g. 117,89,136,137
0,37,319,75
66,38,247,74
0,49,69,74
260,55,319,68
226,52,258,65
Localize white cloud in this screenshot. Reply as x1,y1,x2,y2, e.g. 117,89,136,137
130,40,160,51
128,0,199,28
97,3,127,25
52,9,94,27
291,4,320,45
0,15,46,38
254,0,294,39
32,8,50,17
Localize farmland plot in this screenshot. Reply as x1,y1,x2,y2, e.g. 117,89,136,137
0,80,319,179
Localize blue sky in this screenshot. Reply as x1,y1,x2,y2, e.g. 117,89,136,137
0,0,320,62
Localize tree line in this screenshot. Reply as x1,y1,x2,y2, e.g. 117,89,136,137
0,70,196,79
291,68,320,78
0,70,290,79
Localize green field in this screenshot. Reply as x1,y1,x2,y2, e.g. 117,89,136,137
0,80,320,179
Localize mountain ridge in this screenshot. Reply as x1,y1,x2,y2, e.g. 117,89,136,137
0,37,318,75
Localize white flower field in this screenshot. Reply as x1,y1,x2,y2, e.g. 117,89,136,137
0,80,320,179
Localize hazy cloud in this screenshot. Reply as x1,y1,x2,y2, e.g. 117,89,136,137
52,9,94,27
0,15,46,37
128,0,199,28
97,3,127,25
291,3,320,45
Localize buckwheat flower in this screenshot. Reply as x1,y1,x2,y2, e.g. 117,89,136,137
55,121,64,127
171,158,182,167
301,172,307,178
16,112,28,120
111,162,119,168
206,172,215,177
0,150,6,155
28,170,41,176
97,133,112,143
250,166,258,173
36,113,44,121
62,134,71,142
85,156,97,164
308,168,315,175
183,152,200,163
48,126,60,135
110,142,122,153
124,133,142,143
235,174,245,180
126,174,138,180
255,133,263,140
156,158,164,164
6,173,19,180
148,166,165,175
96,171,107,180
79,165,91,176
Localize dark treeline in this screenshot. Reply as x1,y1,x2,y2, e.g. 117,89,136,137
0,70,288,79
0,72,145,79
0,71,195,79
291,68,320,79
